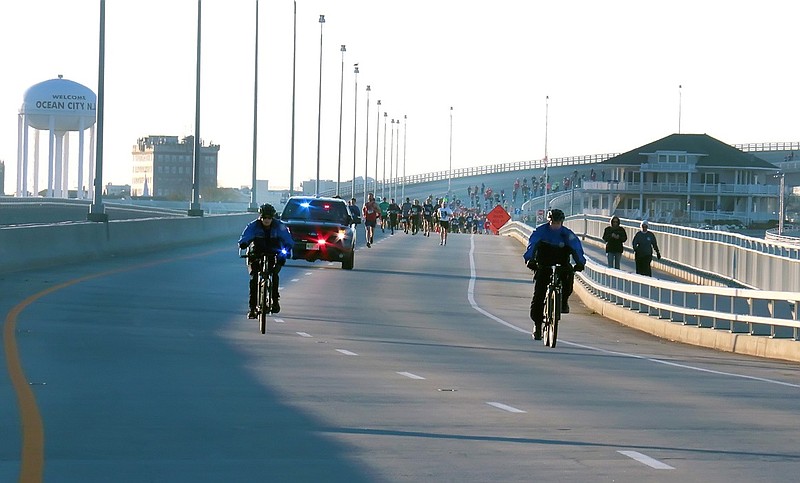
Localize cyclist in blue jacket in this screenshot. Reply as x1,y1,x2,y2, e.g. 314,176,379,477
523,209,586,340
238,203,294,317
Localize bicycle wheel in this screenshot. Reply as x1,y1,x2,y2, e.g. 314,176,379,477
258,275,268,334
543,287,554,347
550,288,561,348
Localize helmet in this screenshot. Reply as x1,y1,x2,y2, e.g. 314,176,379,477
259,203,277,218
547,208,565,222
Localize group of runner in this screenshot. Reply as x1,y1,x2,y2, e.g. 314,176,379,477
367,194,495,246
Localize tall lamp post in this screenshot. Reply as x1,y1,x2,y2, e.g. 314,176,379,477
543,95,549,216
394,117,400,201
363,85,370,200
374,99,381,198
389,118,395,200
248,0,259,212
570,169,577,216
448,106,453,198
351,64,359,198
775,170,786,235
88,0,108,221
402,114,407,200
188,0,204,216
382,112,387,200
314,14,325,196
289,0,297,196
336,45,346,196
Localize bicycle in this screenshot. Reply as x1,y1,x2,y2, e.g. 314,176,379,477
542,264,564,348
240,248,278,335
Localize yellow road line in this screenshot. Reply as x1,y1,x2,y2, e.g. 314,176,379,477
3,247,226,481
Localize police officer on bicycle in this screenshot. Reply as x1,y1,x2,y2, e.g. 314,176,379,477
238,203,294,318
523,208,586,340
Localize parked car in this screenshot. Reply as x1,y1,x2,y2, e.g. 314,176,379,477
280,196,355,270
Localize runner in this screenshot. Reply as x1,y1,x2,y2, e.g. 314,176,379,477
410,199,423,235
422,196,435,237
362,192,381,247
437,200,454,246
387,198,401,235
378,196,390,233
401,197,412,234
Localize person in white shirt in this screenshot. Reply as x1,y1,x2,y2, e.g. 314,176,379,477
436,200,454,246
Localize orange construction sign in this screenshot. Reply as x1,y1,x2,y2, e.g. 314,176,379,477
485,205,511,234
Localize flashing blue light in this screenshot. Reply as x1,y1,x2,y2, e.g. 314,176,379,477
280,248,288,255
300,202,311,208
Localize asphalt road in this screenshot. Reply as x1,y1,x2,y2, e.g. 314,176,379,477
2,228,799,482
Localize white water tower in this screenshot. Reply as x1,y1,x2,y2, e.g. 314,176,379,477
17,75,97,198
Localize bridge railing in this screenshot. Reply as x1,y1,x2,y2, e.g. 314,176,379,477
499,221,800,343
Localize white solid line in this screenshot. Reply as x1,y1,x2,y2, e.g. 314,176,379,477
296,332,312,337
397,371,426,380
618,450,675,470
486,402,527,413
466,235,800,389
336,349,358,356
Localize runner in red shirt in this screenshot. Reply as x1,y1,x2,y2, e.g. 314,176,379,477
362,192,381,247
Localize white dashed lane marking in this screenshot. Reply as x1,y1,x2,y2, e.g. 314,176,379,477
618,451,675,469
397,372,426,380
336,349,358,356
486,402,526,413
297,332,312,338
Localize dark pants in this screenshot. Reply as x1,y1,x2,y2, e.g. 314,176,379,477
635,255,652,276
529,265,574,331
248,255,285,309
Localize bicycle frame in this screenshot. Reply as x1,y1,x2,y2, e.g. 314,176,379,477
240,248,276,335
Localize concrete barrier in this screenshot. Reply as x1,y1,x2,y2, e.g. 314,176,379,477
0,213,254,274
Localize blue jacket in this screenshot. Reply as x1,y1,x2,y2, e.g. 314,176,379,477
238,218,294,258
523,222,586,267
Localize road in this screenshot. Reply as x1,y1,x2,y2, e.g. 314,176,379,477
2,228,799,482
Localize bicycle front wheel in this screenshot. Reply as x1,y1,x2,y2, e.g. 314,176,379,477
549,288,561,348
258,276,269,334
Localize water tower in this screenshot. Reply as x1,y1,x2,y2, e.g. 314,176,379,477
17,75,97,198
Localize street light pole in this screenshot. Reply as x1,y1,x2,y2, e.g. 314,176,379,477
314,14,325,196
543,95,549,215
88,0,107,221
363,85,370,201
336,44,345,196
402,114,407,200
289,0,297,196
778,170,786,235
382,112,387,200
389,118,395,200
448,106,453,198
351,64,359,198
188,0,203,216
375,99,381,198
249,0,259,212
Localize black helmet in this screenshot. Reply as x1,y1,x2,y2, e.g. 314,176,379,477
547,208,565,222
259,203,277,218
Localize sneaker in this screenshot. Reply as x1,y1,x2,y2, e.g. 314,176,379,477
561,301,570,314
247,309,257,319
532,330,542,341
366,242,371,248
271,300,280,314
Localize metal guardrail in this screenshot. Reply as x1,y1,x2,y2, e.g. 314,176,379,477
499,220,800,341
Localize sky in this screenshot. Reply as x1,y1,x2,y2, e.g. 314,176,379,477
1,0,799,193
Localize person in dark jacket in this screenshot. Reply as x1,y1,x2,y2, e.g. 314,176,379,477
523,209,586,340
238,203,294,317
632,221,661,276
602,215,627,269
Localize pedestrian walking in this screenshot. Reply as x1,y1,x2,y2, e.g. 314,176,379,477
602,215,627,269
632,221,661,276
